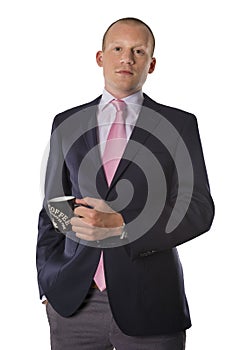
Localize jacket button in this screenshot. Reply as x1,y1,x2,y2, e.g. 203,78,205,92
139,252,149,257
139,250,157,257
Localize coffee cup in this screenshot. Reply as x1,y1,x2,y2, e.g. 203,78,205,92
47,196,77,233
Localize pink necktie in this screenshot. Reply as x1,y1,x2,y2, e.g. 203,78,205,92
102,99,127,186
94,99,127,291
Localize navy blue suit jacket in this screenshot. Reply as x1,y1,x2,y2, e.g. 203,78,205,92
36,94,214,336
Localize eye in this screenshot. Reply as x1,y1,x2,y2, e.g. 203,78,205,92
114,47,122,52
134,49,145,55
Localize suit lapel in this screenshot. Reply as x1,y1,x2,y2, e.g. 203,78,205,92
81,97,109,193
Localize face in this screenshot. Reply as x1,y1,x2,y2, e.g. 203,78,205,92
96,22,156,99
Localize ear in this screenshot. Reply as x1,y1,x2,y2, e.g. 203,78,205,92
148,57,156,74
96,51,103,67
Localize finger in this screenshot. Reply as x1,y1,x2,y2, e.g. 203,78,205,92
74,206,95,218
72,226,98,241
74,226,120,241
85,197,114,214
74,232,97,241
78,197,113,215
75,197,97,208
73,226,109,241
70,216,91,227
72,223,120,237
75,198,88,206
83,197,101,208
72,226,92,234
71,213,103,229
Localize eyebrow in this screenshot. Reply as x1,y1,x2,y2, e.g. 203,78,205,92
109,41,146,47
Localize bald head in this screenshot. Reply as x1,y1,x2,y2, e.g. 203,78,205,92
102,17,155,57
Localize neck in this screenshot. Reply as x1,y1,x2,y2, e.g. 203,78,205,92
105,87,142,100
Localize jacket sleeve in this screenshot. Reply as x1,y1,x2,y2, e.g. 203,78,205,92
125,114,215,259
36,117,73,298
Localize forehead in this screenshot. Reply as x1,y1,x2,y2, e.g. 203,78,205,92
105,22,152,46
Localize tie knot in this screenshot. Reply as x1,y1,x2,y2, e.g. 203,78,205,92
112,99,126,112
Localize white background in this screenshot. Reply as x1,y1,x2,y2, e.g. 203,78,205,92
1,0,233,349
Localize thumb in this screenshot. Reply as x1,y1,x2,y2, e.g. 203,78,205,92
80,197,99,208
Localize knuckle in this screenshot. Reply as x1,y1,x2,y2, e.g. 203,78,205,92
100,199,106,208
90,211,98,221
90,226,96,234
72,226,77,232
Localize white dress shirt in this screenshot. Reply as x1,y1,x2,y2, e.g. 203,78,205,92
97,89,144,157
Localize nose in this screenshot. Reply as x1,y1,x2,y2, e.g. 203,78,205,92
120,49,134,65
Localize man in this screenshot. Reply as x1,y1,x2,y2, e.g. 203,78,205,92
37,17,214,349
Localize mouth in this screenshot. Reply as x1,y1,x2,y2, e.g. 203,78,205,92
116,70,134,76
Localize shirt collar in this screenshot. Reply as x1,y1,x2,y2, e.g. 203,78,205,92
99,89,144,111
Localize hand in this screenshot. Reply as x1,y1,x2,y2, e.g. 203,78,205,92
70,197,124,241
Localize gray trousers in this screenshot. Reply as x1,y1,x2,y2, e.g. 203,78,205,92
46,288,186,350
